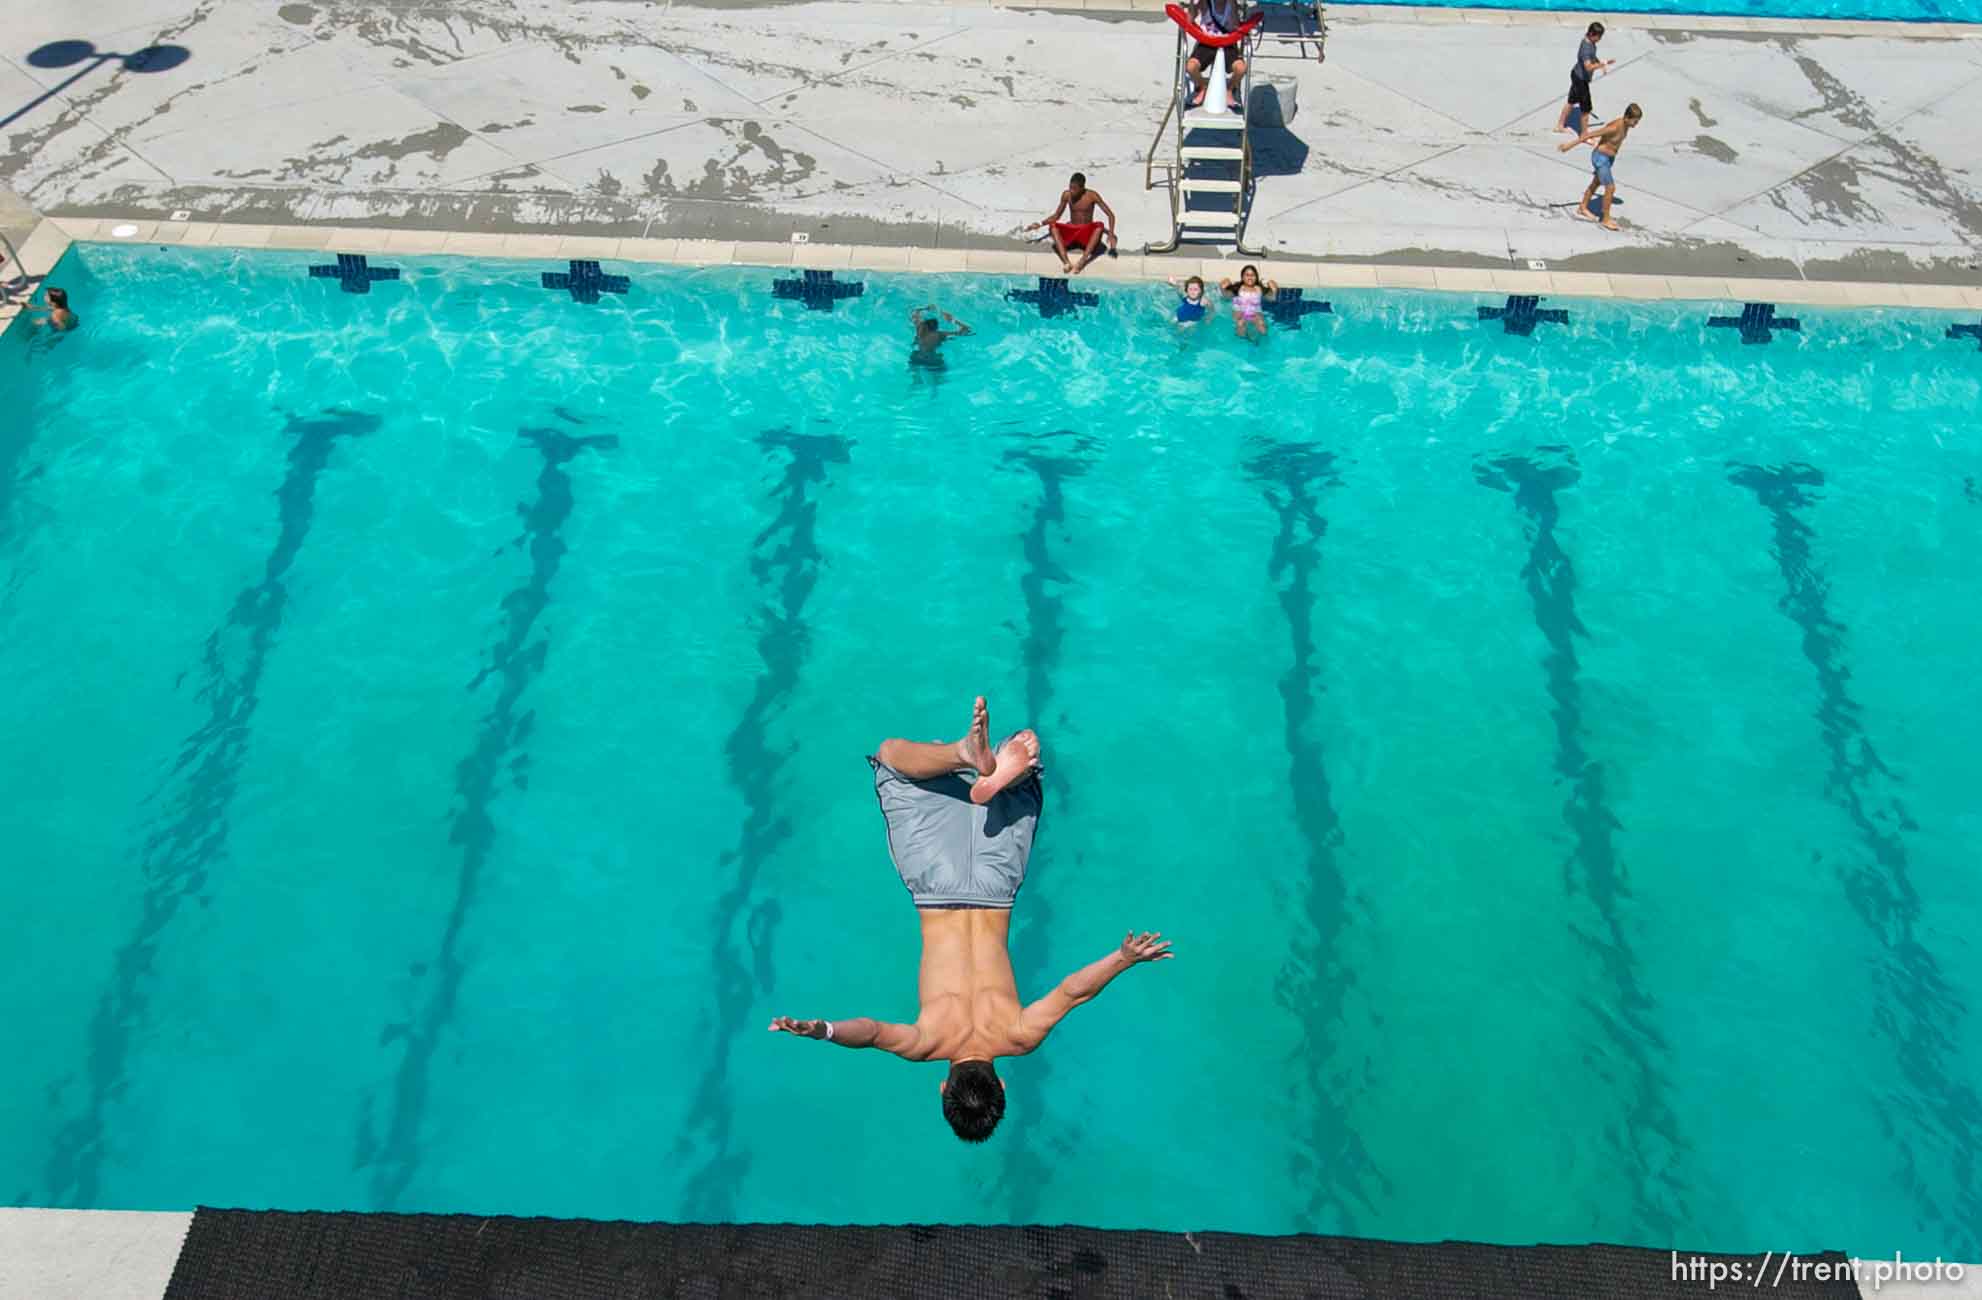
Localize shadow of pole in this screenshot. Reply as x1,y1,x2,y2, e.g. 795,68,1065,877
1,41,191,132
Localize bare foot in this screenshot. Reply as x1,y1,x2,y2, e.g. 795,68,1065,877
1573,204,1599,222
1601,218,1621,232
955,695,995,777
971,729,1039,804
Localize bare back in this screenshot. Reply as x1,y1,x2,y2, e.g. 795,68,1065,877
1595,117,1635,156
912,909,1027,1061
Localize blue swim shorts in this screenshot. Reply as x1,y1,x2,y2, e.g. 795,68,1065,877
1592,150,1616,187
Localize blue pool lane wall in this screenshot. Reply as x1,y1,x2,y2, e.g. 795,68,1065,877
1729,462,1982,1255
360,416,618,1210
1474,449,1687,1240
1243,441,1379,1230
993,430,1099,1222
46,407,379,1208
675,426,851,1222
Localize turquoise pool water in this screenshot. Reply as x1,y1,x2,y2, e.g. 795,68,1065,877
1418,0,1977,23
2,244,1979,1258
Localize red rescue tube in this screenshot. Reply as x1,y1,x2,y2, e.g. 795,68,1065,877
1164,3,1260,46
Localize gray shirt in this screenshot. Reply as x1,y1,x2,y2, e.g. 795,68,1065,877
1571,38,1599,82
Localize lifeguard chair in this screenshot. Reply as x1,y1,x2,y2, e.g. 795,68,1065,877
1144,0,1324,256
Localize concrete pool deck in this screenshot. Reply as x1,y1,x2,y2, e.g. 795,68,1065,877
0,0,1979,301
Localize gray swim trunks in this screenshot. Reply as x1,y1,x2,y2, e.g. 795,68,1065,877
869,742,1044,909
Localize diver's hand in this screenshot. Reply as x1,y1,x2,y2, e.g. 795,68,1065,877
1119,931,1173,964
768,1015,828,1039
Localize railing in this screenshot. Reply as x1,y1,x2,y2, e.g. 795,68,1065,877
0,231,27,302
1144,14,1264,257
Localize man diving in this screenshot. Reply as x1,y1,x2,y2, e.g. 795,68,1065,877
768,696,1173,1142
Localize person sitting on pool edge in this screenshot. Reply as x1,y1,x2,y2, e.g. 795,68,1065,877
910,304,971,373
768,695,1173,1142
1025,173,1118,276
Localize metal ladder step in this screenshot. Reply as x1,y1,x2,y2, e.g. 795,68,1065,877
1180,178,1242,194
1180,145,1244,162
1180,111,1246,131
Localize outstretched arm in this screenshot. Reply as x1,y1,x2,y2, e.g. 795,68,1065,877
1011,932,1172,1053
1559,118,1613,151
1028,192,1070,231
769,1015,930,1060
940,310,973,338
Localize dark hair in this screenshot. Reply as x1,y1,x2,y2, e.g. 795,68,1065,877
1624,101,1643,120
942,1060,1004,1142
1587,21,1605,35
1185,275,1204,290
47,287,68,308
1070,172,1086,189
1239,263,1260,282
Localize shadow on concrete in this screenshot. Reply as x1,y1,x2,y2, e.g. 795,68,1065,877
1,40,191,131
1249,125,1310,180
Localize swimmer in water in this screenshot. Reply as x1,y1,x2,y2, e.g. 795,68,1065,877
1169,275,1210,327
1220,264,1278,339
768,696,1174,1143
910,305,972,376
30,286,78,332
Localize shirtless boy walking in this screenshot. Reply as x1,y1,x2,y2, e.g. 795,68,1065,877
1561,102,1643,232
768,696,1173,1143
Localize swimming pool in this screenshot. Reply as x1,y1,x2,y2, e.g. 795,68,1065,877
2,243,1978,1260
1424,0,1978,24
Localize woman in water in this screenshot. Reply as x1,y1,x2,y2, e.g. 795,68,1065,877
1219,265,1278,339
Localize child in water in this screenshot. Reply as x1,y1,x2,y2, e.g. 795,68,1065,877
1168,275,1210,327
909,305,971,379
31,286,79,331
1220,265,1278,339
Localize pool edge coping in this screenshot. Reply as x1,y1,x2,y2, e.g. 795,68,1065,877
950,0,1982,38
28,217,1982,312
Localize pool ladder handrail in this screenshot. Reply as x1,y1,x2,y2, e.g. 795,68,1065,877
0,231,28,303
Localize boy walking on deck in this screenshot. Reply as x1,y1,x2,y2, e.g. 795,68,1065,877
1556,22,1613,135
1561,102,1642,232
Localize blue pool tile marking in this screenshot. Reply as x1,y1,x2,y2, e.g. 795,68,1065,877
542,260,629,304
307,254,400,294
1730,462,1982,1244
45,407,380,1208
1476,448,1686,1238
1478,295,1568,337
360,411,618,1210
1709,302,1800,344
1948,322,1982,351
771,269,865,311
1264,288,1333,329
1243,440,1381,1229
1006,277,1099,319
995,429,1100,1220
1967,476,1979,504
676,426,852,1221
